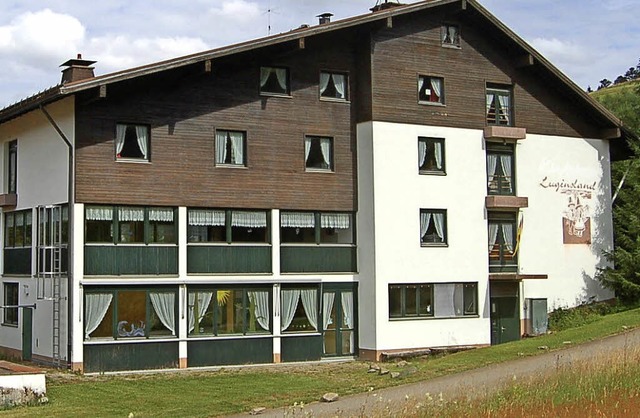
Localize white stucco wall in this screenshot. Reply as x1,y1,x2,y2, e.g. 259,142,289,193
357,121,615,353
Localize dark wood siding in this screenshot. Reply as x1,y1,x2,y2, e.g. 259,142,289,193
75,33,358,211
368,7,602,138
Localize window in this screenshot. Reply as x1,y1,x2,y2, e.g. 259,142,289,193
5,210,32,248
418,137,445,174
187,209,269,243
418,75,444,104
389,282,477,319
85,206,176,244
7,140,17,194
84,288,177,340
305,136,333,171
215,130,246,166
389,284,433,318
441,24,460,47
281,286,318,333
488,212,518,272
486,142,515,195
486,86,513,126
420,209,447,245
2,283,18,326
115,124,150,161
320,71,348,100
280,212,353,244
260,66,289,95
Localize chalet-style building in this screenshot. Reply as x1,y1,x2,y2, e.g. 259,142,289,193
0,0,631,372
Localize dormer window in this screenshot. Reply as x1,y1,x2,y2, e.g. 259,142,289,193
441,24,460,48
260,66,290,96
418,75,444,105
115,124,150,161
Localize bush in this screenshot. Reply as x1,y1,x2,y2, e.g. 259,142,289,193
548,300,629,332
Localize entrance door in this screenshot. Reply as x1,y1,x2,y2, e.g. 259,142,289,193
491,297,520,344
322,288,355,357
22,307,33,361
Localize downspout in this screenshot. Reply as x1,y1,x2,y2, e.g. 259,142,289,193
39,104,74,369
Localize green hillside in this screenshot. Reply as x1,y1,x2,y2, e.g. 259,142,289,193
591,80,640,134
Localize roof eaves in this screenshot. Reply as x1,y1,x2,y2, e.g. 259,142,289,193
0,85,63,124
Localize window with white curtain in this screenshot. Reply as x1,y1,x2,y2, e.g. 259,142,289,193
115,123,150,161
486,142,515,195
260,66,290,95
281,287,318,333
280,211,354,244
486,85,513,126
215,130,246,166
418,137,445,174
187,209,269,243
305,136,333,171
420,209,447,245
389,282,477,319
418,75,445,104
441,24,460,47
85,206,177,245
319,71,348,100
488,212,518,272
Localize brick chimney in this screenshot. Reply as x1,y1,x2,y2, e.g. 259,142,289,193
370,0,404,12
60,54,96,84
317,13,333,25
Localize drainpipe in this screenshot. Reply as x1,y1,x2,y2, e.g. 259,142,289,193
39,104,74,369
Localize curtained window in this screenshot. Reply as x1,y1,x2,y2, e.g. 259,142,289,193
486,143,515,195
260,66,289,95
488,212,518,271
281,287,318,332
418,137,445,174
305,136,333,171
441,24,460,47
319,71,348,100
420,209,447,245
85,206,176,245
486,86,513,126
187,209,269,243
389,283,477,319
418,75,445,104
215,130,246,166
281,211,354,244
115,124,150,161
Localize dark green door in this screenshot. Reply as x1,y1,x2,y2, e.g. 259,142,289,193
322,289,355,357
22,307,33,361
490,297,520,344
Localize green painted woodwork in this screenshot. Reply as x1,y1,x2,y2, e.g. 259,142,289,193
281,335,323,362
187,337,273,367
490,297,521,344
22,307,32,361
3,248,31,275
187,245,271,274
84,245,178,275
84,341,179,372
281,246,356,273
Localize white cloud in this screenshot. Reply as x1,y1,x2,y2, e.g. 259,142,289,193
209,0,261,23
531,37,590,65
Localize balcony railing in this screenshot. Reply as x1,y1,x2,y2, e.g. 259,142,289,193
187,245,271,274
84,245,178,275
489,243,517,273
281,245,356,273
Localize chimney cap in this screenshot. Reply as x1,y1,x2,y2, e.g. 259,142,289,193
316,12,334,18
60,53,96,68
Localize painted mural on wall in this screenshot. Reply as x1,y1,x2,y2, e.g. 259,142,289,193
539,177,596,244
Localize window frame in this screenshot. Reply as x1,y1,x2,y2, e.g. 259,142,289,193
488,211,518,272
389,282,478,320
2,282,19,326
486,85,513,126
7,140,17,194
215,129,247,167
319,70,349,101
259,66,291,97
418,137,446,175
280,285,319,334
4,210,32,249
304,135,334,172
85,206,178,245
115,123,151,162
418,75,445,105
420,209,448,246
486,142,516,195
441,23,461,48
280,211,355,245
187,209,271,244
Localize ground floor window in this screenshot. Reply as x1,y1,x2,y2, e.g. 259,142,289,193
84,288,177,340
2,282,18,326
188,287,271,336
281,286,319,333
389,282,477,319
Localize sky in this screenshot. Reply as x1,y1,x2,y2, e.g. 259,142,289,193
0,0,638,108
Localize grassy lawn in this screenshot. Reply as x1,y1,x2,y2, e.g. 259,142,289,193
2,307,639,417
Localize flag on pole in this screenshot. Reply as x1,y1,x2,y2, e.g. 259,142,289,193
513,213,524,256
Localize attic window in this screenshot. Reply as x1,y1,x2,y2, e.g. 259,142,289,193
441,24,460,48
260,66,290,96
418,75,444,105
115,124,150,161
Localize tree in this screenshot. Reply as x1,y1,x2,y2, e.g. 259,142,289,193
598,79,612,90
614,75,627,85
624,66,639,81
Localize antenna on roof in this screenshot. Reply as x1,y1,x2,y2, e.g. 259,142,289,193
263,0,281,35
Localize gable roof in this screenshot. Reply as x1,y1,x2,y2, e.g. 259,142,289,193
0,0,632,144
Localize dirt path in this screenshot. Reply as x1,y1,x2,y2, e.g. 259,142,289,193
232,328,640,417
